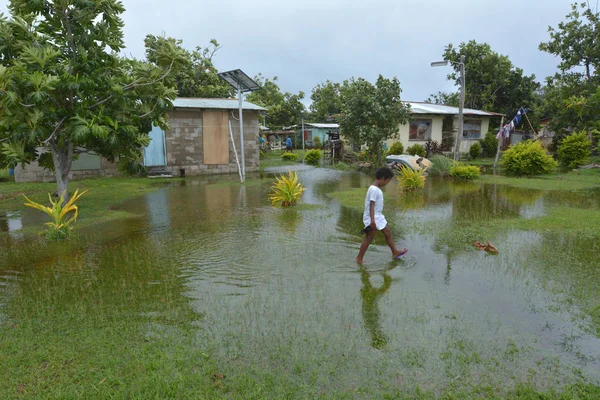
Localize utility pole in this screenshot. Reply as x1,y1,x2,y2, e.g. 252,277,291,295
455,55,465,162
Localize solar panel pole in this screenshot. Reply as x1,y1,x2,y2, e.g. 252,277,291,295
238,85,246,182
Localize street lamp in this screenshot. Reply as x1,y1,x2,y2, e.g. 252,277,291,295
217,69,261,183
431,55,465,161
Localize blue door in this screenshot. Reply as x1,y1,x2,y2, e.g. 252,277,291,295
144,125,166,166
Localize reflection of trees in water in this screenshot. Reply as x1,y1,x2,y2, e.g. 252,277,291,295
452,184,521,221
336,206,364,237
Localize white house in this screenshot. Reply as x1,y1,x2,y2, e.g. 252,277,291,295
386,102,504,154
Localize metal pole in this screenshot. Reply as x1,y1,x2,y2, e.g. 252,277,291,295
493,116,505,168
238,86,245,182
301,114,305,151
455,55,465,162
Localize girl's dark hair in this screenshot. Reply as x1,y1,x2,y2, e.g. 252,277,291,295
375,167,394,180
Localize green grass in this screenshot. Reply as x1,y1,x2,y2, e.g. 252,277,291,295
480,168,600,190
0,177,177,228
260,149,309,170
462,157,497,167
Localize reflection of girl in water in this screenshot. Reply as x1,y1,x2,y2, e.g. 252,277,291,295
360,268,392,349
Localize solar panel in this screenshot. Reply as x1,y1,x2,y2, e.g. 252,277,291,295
217,69,261,93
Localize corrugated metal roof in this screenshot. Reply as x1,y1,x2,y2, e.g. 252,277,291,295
173,98,266,111
305,123,340,129
404,101,503,117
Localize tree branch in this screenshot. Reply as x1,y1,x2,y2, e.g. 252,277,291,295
139,103,158,119
44,116,67,145
89,60,175,110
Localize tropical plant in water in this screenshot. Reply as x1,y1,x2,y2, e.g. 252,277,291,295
428,155,455,177
23,189,88,240
269,171,305,207
450,163,481,180
501,140,557,176
397,166,426,190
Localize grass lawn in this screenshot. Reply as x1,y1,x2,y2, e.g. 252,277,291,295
260,149,309,169
0,177,178,228
479,168,600,190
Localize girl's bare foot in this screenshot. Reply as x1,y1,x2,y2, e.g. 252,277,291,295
355,257,364,265
392,248,408,259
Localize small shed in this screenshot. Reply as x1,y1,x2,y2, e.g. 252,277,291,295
14,98,266,182
302,123,340,146
144,98,266,176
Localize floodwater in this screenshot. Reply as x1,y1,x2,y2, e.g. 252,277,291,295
1,166,599,396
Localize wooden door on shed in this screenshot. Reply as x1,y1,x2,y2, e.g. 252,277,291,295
203,111,230,164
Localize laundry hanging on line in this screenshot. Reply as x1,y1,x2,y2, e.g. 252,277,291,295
497,107,529,140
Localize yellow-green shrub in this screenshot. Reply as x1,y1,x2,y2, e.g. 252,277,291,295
23,189,87,240
304,149,322,166
269,171,305,207
388,142,404,155
557,131,592,169
397,166,426,190
501,140,557,176
450,163,480,180
281,152,299,161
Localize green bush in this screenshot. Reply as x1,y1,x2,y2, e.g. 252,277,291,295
397,166,426,190
281,152,299,161
557,131,592,169
469,142,481,159
313,136,322,149
429,155,455,177
480,131,499,157
304,149,322,165
450,163,480,180
406,144,426,157
501,140,557,176
259,150,266,159
387,142,404,155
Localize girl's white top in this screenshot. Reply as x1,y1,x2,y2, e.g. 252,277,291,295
363,185,387,230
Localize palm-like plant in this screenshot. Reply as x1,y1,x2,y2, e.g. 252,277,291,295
397,166,426,191
23,189,88,239
269,171,305,207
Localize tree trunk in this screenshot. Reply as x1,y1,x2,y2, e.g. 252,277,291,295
50,140,74,203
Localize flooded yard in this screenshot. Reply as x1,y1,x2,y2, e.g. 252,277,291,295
1,166,599,398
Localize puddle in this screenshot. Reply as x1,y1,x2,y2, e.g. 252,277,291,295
0,168,599,396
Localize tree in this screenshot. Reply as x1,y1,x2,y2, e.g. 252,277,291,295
426,91,459,107
246,75,305,129
144,35,232,98
340,75,410,164
539,3,600,137
310,80,343,122
0,0,184,200
443,41,540,117
539,2,600,82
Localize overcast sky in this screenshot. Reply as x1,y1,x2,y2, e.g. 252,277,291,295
0,0,576,109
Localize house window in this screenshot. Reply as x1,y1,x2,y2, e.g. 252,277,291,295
463,120,482,139
409,119,432,140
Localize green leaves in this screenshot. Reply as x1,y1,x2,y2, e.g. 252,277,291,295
339,75,410,164
443,40,540,116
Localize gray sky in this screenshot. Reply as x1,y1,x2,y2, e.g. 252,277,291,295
1,0,573,110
